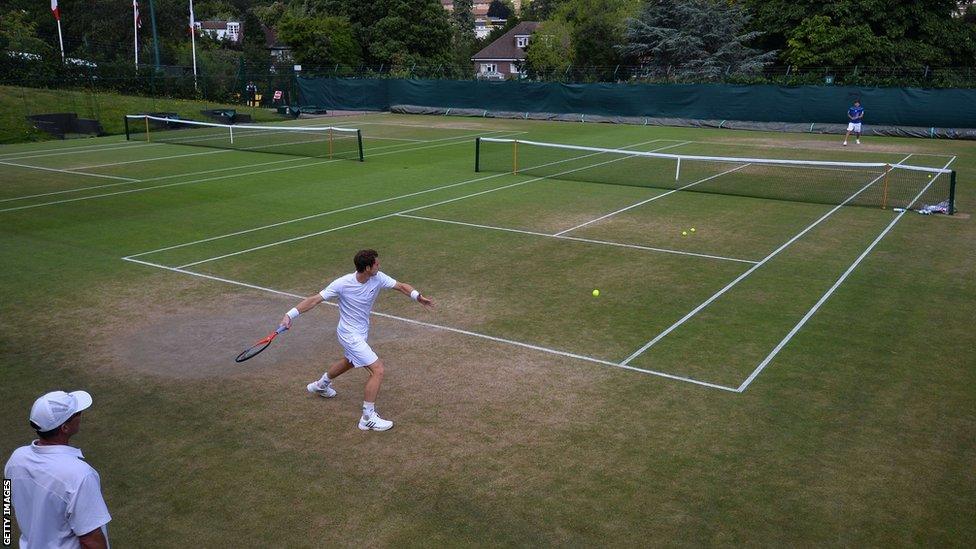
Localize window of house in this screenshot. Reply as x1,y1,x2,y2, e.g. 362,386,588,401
510,63,520,74
482,63,497,73
516,36,529,48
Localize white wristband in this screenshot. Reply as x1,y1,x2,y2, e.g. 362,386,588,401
286,307,300,320
409,290,420,301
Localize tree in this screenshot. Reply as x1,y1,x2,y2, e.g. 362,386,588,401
303,0,454,68
523,0,568,20
488,0,514,19
743,0,976,67
553,0,637,79
241,7,272,71
618,0,776,80
0,9,53,56
276,14,361,69
523,19,574,78
453,0,475,41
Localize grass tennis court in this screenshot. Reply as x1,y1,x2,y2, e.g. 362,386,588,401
2,113,974,545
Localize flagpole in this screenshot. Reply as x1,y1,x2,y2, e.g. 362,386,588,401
133,1,139,68
189,0,198,91
56,18,65,63
51,0,65,63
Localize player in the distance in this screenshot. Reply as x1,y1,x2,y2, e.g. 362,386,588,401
843,100,864,146
280,249,433,432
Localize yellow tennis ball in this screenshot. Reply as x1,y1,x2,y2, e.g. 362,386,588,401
592,289,600,297
690,227,696,232
682,231,688,236
928,174,932,178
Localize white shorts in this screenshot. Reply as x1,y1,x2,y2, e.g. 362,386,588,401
337,332,378,367
847,122,862,132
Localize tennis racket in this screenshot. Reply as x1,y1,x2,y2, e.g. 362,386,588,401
235,325,288,363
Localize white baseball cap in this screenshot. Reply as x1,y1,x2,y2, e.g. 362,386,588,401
29,390,93,432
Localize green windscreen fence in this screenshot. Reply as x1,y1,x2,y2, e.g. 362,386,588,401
297,78,976,129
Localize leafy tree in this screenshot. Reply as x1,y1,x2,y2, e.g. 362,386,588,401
453,0,475,41
743,0,976,67
303,0,454,67
524,19,574,78
488,0,514,19
241,8,271,70
523,0,568,20
0,9,53,56
277,14,361,69
554,0,637,78
619,0,776,80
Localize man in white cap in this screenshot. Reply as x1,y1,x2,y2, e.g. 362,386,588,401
4,390,111,549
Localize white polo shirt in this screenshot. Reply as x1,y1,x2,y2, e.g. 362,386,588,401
320,271,397,338
4,442,111,549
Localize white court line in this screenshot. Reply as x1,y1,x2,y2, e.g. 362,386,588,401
736,155,956,392
619,153,916,366
0,140,142,160
121,256,739,392
397,214,757,264
171,139,675,268
126,138,664,260
554,163,751,236
0,160,139,182
0,130,521,213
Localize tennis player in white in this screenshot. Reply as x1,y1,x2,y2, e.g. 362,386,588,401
280,249,433,431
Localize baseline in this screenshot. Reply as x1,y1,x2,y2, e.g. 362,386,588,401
121,256,739,392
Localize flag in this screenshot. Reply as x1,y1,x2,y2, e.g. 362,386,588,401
133,0,142,29
50,0,60,21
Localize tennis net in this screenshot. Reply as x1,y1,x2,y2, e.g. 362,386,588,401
124,115,363,161
474,138,955,213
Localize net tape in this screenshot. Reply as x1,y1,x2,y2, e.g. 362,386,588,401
125,114,360,135
479,137,952,174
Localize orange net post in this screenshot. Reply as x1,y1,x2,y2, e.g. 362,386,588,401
513,140,519,174
881,164,891,209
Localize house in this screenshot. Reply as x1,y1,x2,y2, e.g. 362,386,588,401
194,20,242,44
263,26,292,66
471,21,539,80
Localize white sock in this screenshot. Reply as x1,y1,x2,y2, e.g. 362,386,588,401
363,401,375,418
319,373,331,385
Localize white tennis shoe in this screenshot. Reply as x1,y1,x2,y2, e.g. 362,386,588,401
306,381,336,398
358,413,393,431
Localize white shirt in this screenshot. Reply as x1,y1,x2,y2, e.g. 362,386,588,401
320,271,397,338
4,442,111,549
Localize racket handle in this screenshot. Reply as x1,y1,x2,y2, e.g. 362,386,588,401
276,325,288,333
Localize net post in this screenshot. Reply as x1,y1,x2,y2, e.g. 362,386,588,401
513,140,518,175
123,116,130,140
229,125,234,144
145,115,150,143
475,137,481,172
675,157,681,181
328,128,333,160
881,164,890,209
948,170,956,215
357,130,364,162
